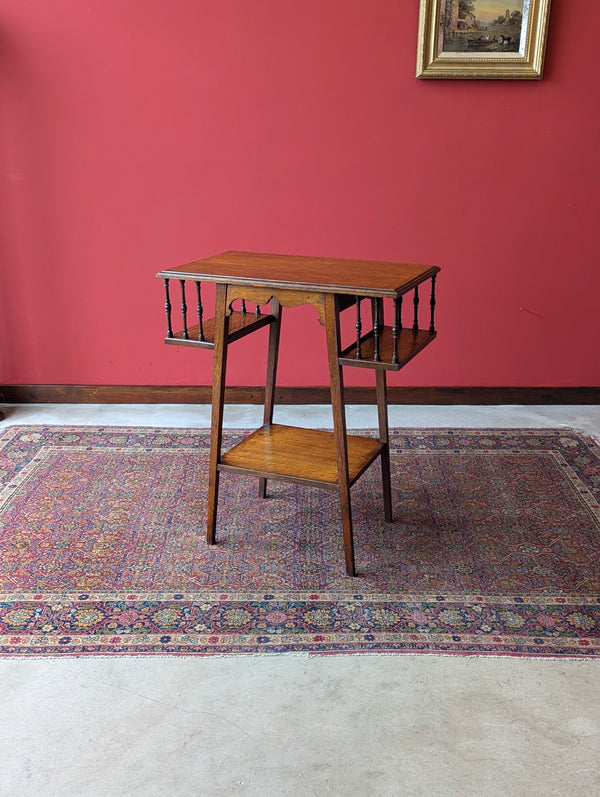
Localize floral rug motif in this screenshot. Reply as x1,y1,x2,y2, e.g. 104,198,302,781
0,425,598,657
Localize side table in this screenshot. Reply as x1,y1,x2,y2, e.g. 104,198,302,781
158,251,440,575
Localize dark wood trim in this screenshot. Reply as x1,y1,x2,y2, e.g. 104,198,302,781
1,384,598,405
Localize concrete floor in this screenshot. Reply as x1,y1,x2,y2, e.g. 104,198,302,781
0,404,599,797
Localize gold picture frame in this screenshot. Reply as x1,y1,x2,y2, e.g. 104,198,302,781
416,0,551,79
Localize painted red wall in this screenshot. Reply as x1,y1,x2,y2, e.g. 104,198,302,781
1,0,598,388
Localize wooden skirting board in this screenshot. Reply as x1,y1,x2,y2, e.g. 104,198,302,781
0,385,598,405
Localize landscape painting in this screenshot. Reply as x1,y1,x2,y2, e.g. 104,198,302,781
441,1,527,54
416,0,551,79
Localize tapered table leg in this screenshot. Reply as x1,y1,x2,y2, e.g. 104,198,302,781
324,293,356,577
376,368,393,522
258,298,282,498
206,283,230,545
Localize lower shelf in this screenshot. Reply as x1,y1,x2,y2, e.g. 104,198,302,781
218,424,383,490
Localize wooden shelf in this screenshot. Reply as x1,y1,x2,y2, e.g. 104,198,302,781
165,311,274,348
339,327,436,371
218,424,383,490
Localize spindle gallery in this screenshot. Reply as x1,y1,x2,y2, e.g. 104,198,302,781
162,271,437,373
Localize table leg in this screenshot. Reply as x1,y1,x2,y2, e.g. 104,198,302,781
206,283,230,545
324,293,356,577
258,297,282,498
376,368,393,522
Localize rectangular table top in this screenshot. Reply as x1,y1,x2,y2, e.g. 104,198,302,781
158,251,440,299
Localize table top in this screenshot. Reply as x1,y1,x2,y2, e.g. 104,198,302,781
158,251,440,298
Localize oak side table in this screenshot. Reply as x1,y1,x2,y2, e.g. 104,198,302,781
158,251,440,576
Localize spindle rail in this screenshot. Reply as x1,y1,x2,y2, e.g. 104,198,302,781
163,278,274,348
339,276,437,370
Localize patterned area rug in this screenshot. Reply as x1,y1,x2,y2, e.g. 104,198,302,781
0,425,599,658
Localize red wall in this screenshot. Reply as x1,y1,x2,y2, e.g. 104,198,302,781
1,0,598,388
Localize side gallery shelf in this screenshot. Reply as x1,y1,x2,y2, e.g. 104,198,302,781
157,251,440,576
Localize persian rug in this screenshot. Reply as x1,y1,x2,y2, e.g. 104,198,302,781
0,425,598,658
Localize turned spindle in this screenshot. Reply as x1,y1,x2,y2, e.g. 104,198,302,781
354,297,363,360
371,298,382,362
163,279,173,338
195,281,205,341
392,295,402,364
179,280,189,339
412,285,419,333
429,275,437,334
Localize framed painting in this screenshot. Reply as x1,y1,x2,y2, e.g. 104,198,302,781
416,0,552,79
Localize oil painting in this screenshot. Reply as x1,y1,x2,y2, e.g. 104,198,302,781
442,2,526,54
416,0,551,79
